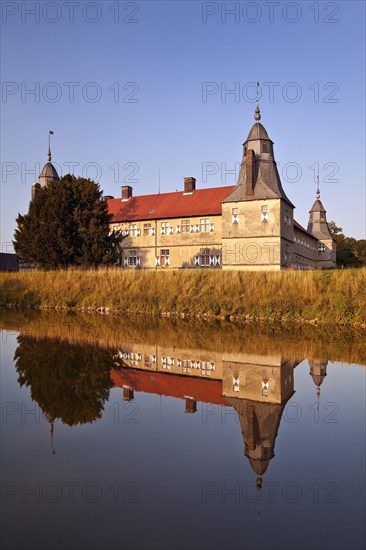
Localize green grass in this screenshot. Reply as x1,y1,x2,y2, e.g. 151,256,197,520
1,268,365,325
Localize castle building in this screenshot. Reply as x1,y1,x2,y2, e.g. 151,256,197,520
107,104,336,270
31,109,336,270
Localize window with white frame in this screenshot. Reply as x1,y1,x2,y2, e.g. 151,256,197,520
161,221,170,235
128,250,138,266
160,249,170,266
181,219,190,232
200,218,210,232
232,208,239,224
200,248,210,267
261,205,268,222
143,223,154,236
129,224,139,237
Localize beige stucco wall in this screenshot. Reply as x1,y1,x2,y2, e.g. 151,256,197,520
222,198,282,269
109,197,336,270
110,215,222,269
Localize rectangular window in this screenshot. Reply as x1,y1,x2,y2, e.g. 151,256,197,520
261,205,268,222
129,224,140,237
161,221,170,235
200,248,210,267
160,249,170,266
181,219,190,232
129,249,138,266
200,218,210,232
143,223,152,236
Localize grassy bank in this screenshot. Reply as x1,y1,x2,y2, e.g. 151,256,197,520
1,268,366,326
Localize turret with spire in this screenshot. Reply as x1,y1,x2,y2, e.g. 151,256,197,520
307,181,336,268
31,131,60,199
221,83,295,270
223,84,293,205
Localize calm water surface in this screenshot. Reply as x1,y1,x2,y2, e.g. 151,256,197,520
0,311,365,550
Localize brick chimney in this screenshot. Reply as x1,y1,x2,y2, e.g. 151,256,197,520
123,386,134,401
184,177,196,194
245,149,255,196
185,397,197,414
31,182,41,201
121,185,133,201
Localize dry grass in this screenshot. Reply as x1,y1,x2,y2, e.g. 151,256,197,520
1,268,365,325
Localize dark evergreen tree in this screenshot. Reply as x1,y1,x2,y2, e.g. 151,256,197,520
14,175,122,268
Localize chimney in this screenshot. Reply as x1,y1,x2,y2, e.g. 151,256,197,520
121,185,133,201
31,182,41,201
123,386,134,401
245,149,255,196
185,397,197,414
184,177,196,194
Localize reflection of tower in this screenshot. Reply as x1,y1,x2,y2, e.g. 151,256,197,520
44,412,56,455
309,359,328,412
227,397,288,515
227,398,286,479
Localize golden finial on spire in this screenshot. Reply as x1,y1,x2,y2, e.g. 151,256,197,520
254,82,261,121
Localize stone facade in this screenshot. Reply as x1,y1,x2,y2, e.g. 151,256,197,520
108,105,336,270
31,110,336,270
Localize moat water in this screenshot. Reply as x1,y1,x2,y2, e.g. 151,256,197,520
0,311,365,550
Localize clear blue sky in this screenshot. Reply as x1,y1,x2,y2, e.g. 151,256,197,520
1,0,365,250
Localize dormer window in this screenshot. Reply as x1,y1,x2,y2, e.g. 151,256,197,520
261,205,268,222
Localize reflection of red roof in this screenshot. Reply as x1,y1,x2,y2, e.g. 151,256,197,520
107,186,235,223
293,219,317,239
111,368,230,406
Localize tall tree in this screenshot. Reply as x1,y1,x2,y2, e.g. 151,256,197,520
328,221,364,267
14,175,122,268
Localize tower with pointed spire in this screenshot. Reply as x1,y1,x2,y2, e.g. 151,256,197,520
307,183,336,268
31,131,60,200
222,90,295,270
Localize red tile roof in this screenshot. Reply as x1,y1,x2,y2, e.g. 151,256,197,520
111,368,230,406
293,219,317,239
107,186,235,223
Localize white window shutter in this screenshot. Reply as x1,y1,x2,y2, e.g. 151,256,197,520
209,255,215,266
137,229,141,236
136,257,141,267
151,227,156,236
123,257,129,267
166,256,170,266
155,257,161,266
215,255,221,266
194,256,200,267
196,224,200,232
210,223,215,231
176,226,181,233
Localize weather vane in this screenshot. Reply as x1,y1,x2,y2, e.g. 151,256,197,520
48,130,54,162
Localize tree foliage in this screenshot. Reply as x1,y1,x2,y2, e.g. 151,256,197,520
14,175,122,268
328,221,366,267
14,335,118,426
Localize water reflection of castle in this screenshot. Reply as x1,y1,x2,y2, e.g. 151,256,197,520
111,342,328,484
